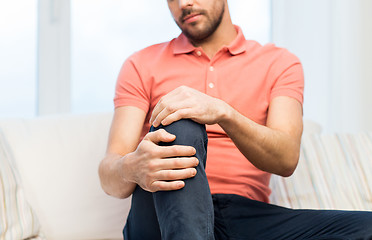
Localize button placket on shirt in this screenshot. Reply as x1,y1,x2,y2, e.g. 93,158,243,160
193,49,219,96
206,63,218,97
204,47,230,96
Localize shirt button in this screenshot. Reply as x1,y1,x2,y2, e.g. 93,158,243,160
209,66,214,72
196,51,202,56
209,83,215,88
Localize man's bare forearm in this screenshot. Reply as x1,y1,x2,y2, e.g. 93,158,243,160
99,153,136,199
218,98,303,177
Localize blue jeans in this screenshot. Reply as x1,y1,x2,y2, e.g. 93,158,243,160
123,119,372,240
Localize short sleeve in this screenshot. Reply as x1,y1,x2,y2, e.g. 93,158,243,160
269,50,304,105
114,56,150,112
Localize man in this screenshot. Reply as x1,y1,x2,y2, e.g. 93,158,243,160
99,0,372,239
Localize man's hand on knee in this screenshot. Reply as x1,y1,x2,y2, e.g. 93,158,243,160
150,86,229,127
119,129,199,192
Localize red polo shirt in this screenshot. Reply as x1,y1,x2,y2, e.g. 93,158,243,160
114,26,304,203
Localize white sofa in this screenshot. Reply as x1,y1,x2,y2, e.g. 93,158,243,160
0,113,371,240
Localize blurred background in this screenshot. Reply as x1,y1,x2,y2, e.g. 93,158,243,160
0,0,371,133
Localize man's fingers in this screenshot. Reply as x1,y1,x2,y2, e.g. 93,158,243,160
158,145,196,158
144,129,176,144
150,87,191,126
166,157,199,169
148,157,199,171
151,102,188,127
150,97,172,126
150,180,185,192
155,168,197,181
150,91,180,125
159,108,194,126
144,130,196,158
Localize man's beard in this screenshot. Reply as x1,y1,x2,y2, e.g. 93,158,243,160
177,2,225,43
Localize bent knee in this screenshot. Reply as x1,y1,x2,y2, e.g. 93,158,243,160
150,120,208,168
151,119,207,147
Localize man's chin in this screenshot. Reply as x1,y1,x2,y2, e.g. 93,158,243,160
182,26,212,42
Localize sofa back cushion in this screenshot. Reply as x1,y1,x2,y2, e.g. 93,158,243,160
271,131,372,211
0,113,130,240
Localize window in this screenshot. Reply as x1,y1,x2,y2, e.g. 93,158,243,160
71,0,181,113
0,1,37,118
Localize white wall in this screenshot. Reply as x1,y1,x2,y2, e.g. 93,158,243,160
272,0,372,133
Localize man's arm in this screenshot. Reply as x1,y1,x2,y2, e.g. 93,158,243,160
150,86,303,177
99,106,145,198
219,96,303,177
99,106,199,199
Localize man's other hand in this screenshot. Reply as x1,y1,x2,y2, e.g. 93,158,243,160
119,128,199,192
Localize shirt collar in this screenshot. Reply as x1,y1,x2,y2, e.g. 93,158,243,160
172,25,247,56
172,33,196,55
227,25,247,55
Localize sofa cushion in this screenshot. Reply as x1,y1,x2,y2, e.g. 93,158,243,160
302,119,322,136
0,113,131,240
0,130,45,239
270,132,372,211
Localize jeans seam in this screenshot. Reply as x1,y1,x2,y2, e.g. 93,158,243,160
208,210,213,240
215,195,235,240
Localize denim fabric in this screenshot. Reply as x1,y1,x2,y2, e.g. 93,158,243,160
123,119,372,240
212,194,372,240
124,119,214,240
